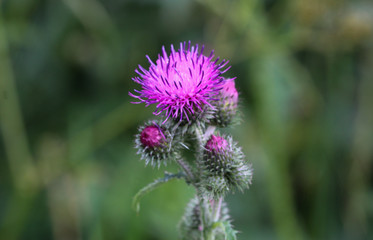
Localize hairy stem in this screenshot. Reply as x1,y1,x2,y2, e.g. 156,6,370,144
198,125,217,240
213,197,223,222
176,158,195,184
175,157,208,240
182,124,219,240
197,193,207,240
203,126,216,141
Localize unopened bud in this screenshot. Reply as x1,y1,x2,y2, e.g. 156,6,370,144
140,125,165,148
211,78,239,127
199,134,253,198
179,197,211,240
135,121,177,168
205,135,228,153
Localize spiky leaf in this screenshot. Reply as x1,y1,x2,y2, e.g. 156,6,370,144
132,172,184,213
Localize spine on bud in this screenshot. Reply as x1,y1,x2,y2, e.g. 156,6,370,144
198,134,253,199
135,120,180,168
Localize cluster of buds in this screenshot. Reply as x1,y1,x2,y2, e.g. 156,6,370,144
131,41,253,239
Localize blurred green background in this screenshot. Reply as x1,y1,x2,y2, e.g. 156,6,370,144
1,0,373,239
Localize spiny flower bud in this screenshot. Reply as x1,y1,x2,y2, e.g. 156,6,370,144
205,134,228,154
179,197,212,240
199,134,253,199
179,196,231,240
135,121,178,168
140,125,164,148
212,200,232,239
211,78,239,127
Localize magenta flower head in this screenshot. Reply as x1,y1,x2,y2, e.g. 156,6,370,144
135,121,179,168
129,41,231,124
140,125,164,148
221,78,238,106
205,135,228,153
211,78,239,127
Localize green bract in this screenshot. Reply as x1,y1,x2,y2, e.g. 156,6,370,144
198,134,253,199
135,120,181,168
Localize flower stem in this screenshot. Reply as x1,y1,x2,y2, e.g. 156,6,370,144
175,158,194,184
197,193,207,240
203,126,216,141
175,157,208,240
213,197,223,222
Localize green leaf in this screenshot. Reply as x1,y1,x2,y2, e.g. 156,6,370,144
222,221,237,240
212,221,238,240
132,172,185,214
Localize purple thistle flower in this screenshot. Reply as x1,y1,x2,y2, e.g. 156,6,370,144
140,125,165,149
129,41,231,123
210,78,239,127
205,134,228,153
220,78,238,106
135,121,179,168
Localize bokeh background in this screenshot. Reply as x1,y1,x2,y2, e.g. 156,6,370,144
1,0,373,239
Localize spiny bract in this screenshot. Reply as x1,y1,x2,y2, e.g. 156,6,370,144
199,134,253,199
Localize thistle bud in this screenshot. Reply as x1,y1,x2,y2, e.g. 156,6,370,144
211,78,239,127
179,197,211,240
135,121,177,168
179,196,231,240
199,134,253,198
140,125,164,148
205,134,228,152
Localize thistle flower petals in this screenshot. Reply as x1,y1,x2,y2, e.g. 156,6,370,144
130,42,231,122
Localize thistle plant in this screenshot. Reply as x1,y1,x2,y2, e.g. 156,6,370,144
131,41,253,240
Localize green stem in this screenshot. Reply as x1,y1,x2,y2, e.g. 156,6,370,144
203,126,216,141
213,197,223,222
204,126,217,239
132,172,185,213
181,124,218,240
176,158,207,240
197,193,207,240
175,158,195,184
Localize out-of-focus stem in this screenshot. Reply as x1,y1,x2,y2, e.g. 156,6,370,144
203,126,216,141
0,2,38,194
213,197,223,222
197,193,207,240
0,9,40,240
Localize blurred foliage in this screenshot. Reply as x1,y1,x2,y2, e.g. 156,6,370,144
1,0,373,239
